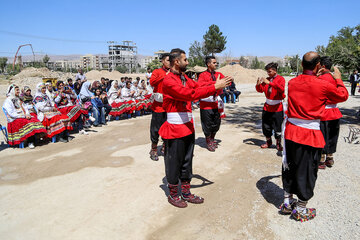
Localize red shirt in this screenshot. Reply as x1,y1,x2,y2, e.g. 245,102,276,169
318,73,348,121
285,74,348,148
159,72,217,139
150,67,168,112
197,71,224,109
255,75,285,112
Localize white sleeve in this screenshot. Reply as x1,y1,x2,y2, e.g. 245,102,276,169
3,99,25,119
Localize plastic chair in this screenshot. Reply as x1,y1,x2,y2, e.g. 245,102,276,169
2,107,24,148
0,124,8,145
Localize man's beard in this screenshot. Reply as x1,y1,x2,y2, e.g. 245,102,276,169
180,65,187,72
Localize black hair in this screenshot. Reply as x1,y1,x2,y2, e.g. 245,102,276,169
67,78,73,82
101,77,105,80
121,77,124,80
136,77,140,80
169,48,186,66
205,56,216,66
265,62,278,71
56,80,64,88
320,56,332,70
160,53,170,60
302,54,320,70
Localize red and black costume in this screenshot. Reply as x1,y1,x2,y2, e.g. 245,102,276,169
149,67,168,147
318,72,347,155
159,71,217,207
282,72,348,203
255,75,285,146
197,70,224,150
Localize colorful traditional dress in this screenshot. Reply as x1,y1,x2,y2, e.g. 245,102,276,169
3,84,46,145
33,83,72,138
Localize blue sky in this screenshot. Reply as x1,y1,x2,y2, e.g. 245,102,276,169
0,0,359,58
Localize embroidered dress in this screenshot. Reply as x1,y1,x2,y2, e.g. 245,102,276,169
3,84,46,145
54,90,84,122
33,83,72,138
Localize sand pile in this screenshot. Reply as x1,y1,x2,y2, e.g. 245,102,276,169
10,67,73,89
218,65,267,84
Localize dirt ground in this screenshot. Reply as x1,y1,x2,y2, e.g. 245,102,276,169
0,81,359,240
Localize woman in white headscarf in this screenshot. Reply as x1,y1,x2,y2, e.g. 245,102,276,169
54,80,90,134
33,83,72,142
107,80,127,118
2,84,46,148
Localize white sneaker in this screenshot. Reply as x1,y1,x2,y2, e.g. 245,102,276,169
89,116,96,122
28,142,35,149
80,130,89,135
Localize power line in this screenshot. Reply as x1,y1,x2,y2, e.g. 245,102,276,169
0,30,106,44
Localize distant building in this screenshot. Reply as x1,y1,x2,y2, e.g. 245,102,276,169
108,41,138,72
55,60,81,71
139,50,168,69
81,54,100,70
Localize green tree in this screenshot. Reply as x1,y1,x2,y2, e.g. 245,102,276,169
0,57,8,73
287,54,301,72
203,24,227,56
239,56,249,68
317,24,360,72
147,59,162,71
250,57,265,69
42,54,50,68
116,65,127,73
188,41,207,67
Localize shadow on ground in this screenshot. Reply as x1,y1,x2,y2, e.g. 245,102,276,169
223,105,263,134
256,175,283,209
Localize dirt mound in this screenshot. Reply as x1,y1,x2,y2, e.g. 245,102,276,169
10,67,73,89
218,65,267,84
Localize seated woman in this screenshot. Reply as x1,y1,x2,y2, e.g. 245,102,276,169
107,80,127,117
91,80,101,93
33,83,73,142
20,86,37,117
54,81,89,134
100,89,112,119
91,88,106,126
73,79,82,95
3,84,46,148
45,82,56,100
121,81,136,114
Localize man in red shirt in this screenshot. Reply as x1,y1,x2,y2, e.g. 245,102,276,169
197,56,225,151
318,56,349,169
280,52,348,221
256,62,285,151
149,53,170,161
159,48,232,208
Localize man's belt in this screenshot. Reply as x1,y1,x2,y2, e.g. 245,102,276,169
325,104,337,109
153,93,163,103
266,98,282,105
288,118,320,130
167,112,192,124
200,96,216,102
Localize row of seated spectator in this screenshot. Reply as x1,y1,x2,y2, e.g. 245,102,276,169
2,77,153,149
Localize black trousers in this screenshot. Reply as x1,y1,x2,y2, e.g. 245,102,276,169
164,134,195,185
104,104,112,117
150,112,166,144
320,119,340,154
200,109,221,137
350,82,358,95
282,140,321,201
262,110,283,139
